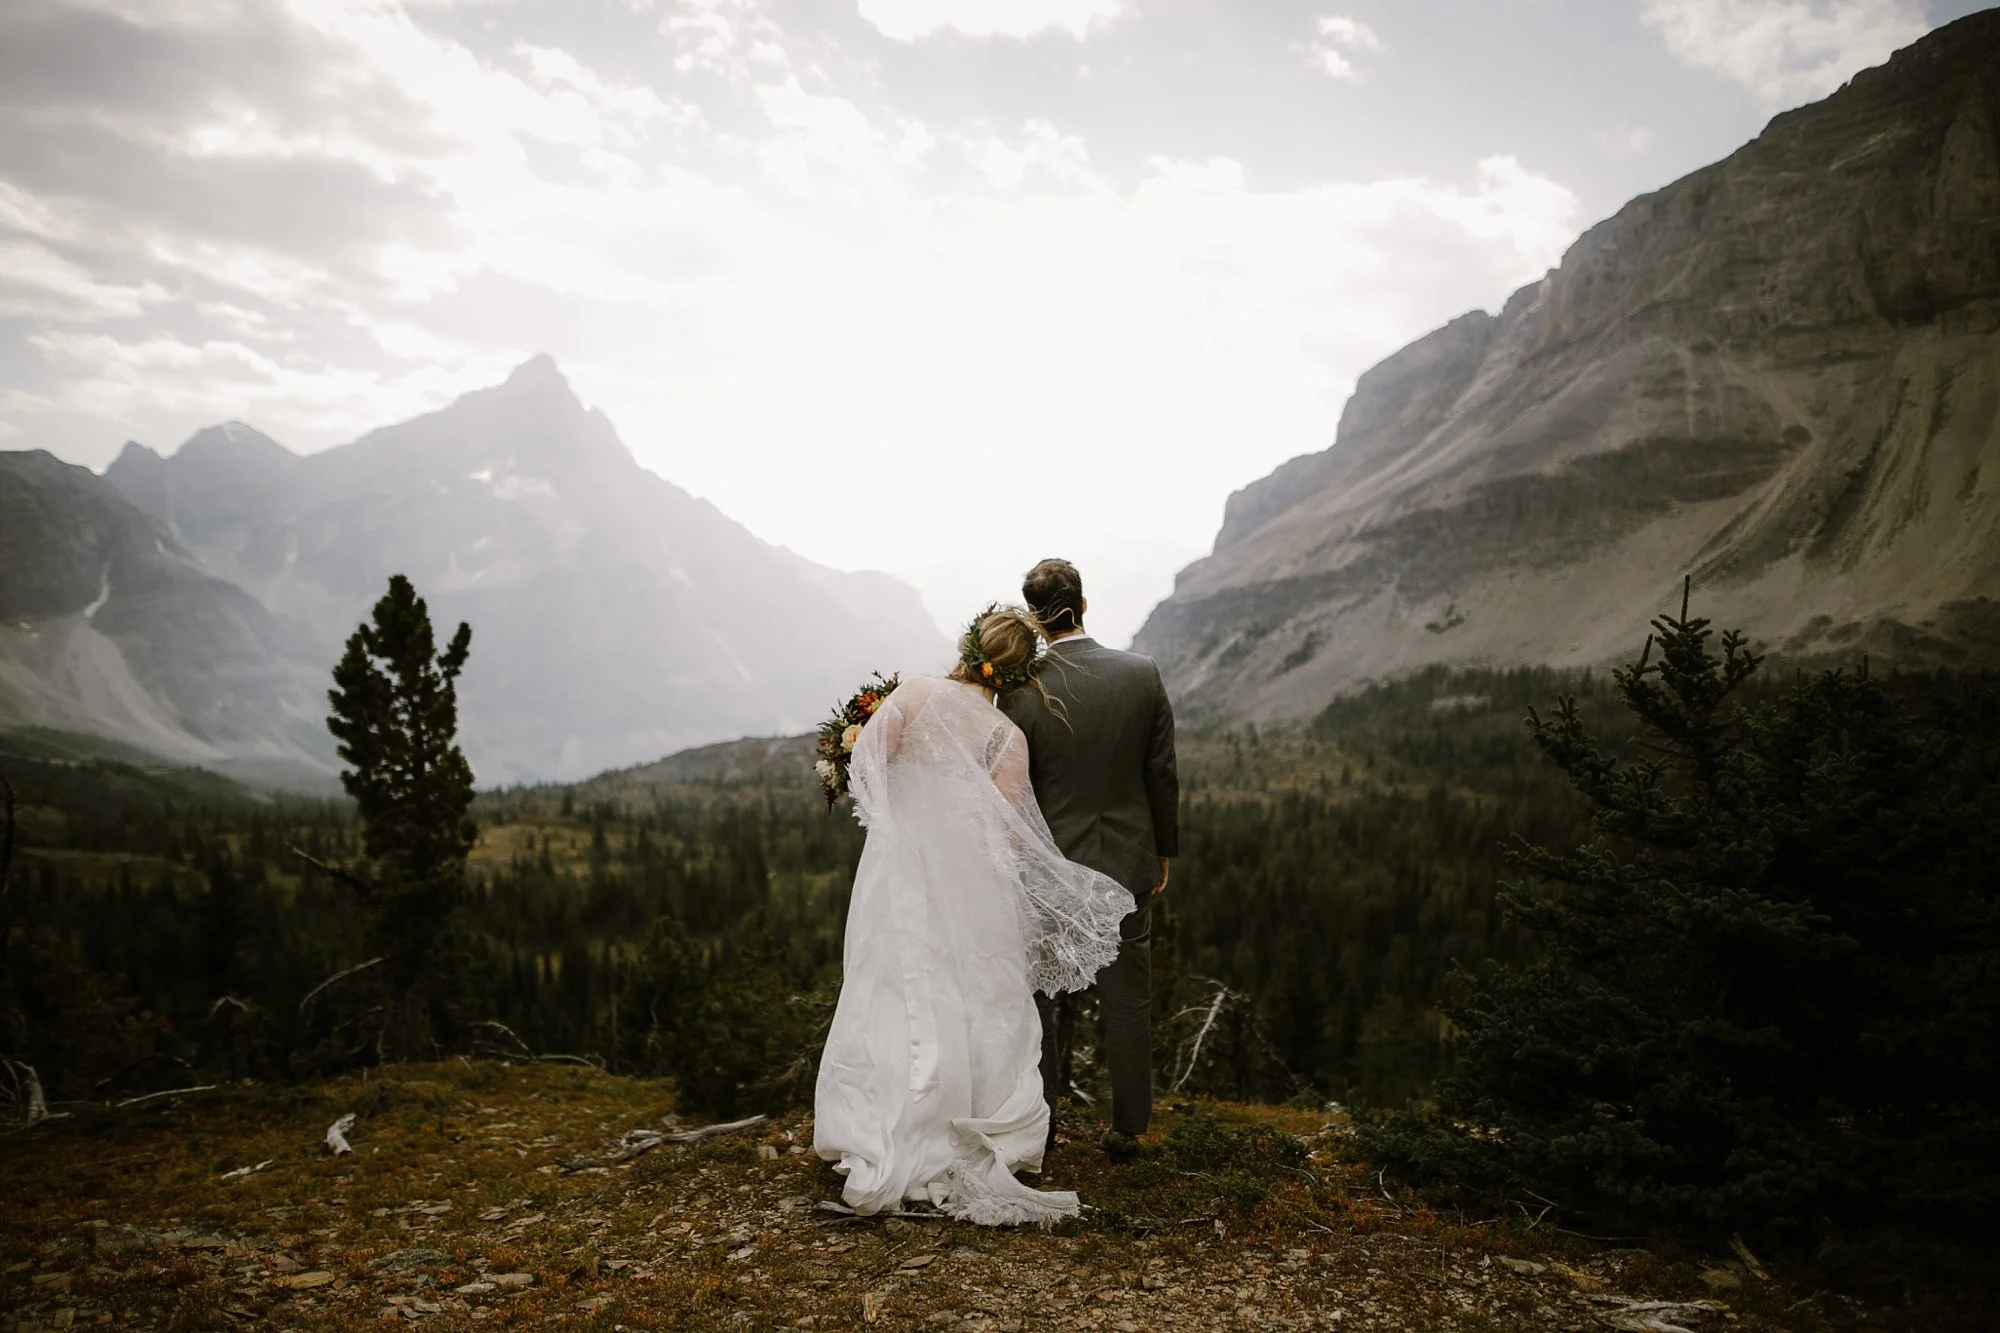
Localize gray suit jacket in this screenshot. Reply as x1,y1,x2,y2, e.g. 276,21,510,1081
1000,636,1179,897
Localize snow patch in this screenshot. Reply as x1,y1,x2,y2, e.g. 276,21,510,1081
468,466,555,500
83,565,113,620
493,474,557,500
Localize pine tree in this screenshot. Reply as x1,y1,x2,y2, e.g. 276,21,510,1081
1363,585,2000,1240
326,574,476,1057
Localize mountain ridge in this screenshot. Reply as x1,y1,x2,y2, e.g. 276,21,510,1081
2,359,946,782
1135,11,2000,727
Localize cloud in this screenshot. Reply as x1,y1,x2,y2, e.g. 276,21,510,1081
0,0,1584,631
0,239,170,320
1294,13,1383,81
1594,122,1657,155
855,0,1125,43
1639,0,1929,107
24,329,517,442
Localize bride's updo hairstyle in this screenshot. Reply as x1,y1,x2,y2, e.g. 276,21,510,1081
949,603,1068,720
950,604,1041,690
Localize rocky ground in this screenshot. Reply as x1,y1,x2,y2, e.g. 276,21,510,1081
0,1063,1941,1332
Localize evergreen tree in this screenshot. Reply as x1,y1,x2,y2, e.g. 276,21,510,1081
326,574,476,1057
620,913,815,1117
1364,587,2000,1239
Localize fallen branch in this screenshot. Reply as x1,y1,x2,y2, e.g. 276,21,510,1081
1357,1166,1405,1219
1169,980,1238,1094
815,1199,939,1223
2,1060,48,1126
297,957,383,1015
467,1023,602,1070
555,1114,769,1172
1587,1295,1726,1333
1512,1199,1553,1230
661,1113,767,1143
112,1084,218,1109
1729,1233,1769,1281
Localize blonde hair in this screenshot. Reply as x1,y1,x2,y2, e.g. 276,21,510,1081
949,604,1068,721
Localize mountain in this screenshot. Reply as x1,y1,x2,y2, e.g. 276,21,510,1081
1134,12,2000,727
0,357,945,782
0,450,328,769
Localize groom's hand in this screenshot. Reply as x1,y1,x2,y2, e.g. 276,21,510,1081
1152,858,1170,896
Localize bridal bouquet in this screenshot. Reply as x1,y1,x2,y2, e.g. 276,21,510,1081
816,672,899,807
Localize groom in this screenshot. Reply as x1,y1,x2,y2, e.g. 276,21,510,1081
1001,558,1179,1163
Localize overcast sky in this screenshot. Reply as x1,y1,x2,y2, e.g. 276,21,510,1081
2,0,1986,645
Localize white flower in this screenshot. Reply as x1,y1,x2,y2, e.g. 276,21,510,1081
841,723,863,752
815,759,837,782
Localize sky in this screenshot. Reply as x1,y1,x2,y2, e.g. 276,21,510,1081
2,0,1988,647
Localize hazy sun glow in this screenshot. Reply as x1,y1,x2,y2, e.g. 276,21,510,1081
0,0,1964,644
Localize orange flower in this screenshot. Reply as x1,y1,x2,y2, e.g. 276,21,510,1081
980,662,994,678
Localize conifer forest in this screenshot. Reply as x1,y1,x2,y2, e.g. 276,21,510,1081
3,587,1996,1269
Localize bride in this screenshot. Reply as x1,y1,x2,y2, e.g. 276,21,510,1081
813,606,1131,1225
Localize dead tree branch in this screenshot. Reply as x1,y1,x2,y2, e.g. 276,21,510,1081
297,957,383,1016
470,1019,535,1058
1170,977,1241,1093
468,1021,601,1070
288,846,372,894
659,1113,767,1143
2,1059,48,1126
112,1084,219,1110
555,1114,769,1172
206,995,256,1022
534,1053,604,1069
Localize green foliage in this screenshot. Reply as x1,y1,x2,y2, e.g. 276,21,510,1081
1114,1114,1309,1217
1170,784,1557,1107
1363,591,2000,1238
1160,1113,1307,1174
617,913,827,1118
328,574,476,879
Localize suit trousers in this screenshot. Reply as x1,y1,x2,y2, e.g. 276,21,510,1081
1040,893,1152,1138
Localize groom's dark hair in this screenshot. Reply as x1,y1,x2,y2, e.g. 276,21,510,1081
1022,558,1085,633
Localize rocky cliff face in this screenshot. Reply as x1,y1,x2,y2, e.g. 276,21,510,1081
0,451,326,768
1,358,945,782
1134,12,2000,727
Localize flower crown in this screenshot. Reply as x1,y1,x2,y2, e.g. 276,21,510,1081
960,603,1047,691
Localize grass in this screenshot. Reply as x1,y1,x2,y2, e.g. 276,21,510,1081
0,1061,1946,1332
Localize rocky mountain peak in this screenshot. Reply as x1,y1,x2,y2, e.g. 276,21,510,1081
1137,11,2000,728
502,351,570,393
175,421,296,475
110,439,162,469
24,358,946,783
484,353,592,432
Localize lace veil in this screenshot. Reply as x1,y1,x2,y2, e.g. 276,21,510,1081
847,675,1129,1002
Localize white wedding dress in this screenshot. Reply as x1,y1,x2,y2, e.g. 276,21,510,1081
813,676,1131,1225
